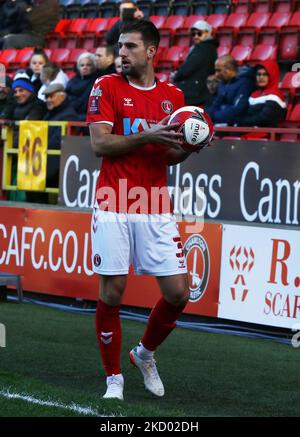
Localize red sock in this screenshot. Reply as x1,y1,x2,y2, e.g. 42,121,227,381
141,297,186,351
95,299,122,376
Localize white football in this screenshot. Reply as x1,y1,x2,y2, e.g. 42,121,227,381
167,105,214,151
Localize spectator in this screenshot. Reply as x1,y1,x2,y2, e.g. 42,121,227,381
237,60,287,127
43,83,78,122
2,0,59,49
65,52,99,121
205,74,220,106
38,62,69,101
115,56,122,74
105,0,144,50
26,48,49,94
2,72,46,120
95,46,116,76
0,76,14,119
205,55,255,126
43,83,78,190
172,20,218,105
0,0,27,47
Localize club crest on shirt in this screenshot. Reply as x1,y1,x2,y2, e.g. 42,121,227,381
94,254,101,267
161,100,173,114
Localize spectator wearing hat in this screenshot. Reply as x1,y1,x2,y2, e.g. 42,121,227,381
0,76,14,119
66,52,99,121
43,83,78,122
4,72,46,121
172,20,218,106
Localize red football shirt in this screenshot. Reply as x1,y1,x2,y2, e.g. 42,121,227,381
86,73,184,213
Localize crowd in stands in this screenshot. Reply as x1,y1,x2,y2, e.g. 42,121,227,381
0,0,292,130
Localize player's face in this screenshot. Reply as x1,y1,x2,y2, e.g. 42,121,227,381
118,32,151,77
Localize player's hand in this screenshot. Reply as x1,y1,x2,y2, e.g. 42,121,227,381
143,122,183,148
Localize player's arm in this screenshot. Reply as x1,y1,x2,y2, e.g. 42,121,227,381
89,122,183,157
165,148,192,166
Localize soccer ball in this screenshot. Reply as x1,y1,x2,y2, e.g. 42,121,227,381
167,106,214,152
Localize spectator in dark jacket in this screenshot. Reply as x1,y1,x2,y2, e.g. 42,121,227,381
0,76,14,119
237,60,287,127
0,0,27,42
2,72,46,120
95,45,116,76
66,52,99,121
2,0,59,49
43,83,78,188
172,20,218,105
105,0,144,51
43,83,78,122
205,55,255,125
205,74,220,106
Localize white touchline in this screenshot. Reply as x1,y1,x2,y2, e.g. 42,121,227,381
0,388,115,417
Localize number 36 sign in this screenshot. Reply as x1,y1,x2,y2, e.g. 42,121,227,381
17,121,48,191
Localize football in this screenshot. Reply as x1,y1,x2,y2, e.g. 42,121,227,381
167,106,214,152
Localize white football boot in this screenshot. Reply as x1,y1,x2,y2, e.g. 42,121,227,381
103,374,124,400
129,347,165,397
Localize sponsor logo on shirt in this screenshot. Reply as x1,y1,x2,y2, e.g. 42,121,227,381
89,97,99,114
123,117,158,135
91,88,102,97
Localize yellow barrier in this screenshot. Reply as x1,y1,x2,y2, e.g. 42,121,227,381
1,121,68,194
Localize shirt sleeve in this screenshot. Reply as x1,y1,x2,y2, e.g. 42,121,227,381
86,76,115,125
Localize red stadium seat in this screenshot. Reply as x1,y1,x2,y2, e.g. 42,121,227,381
60,18,91,49
216,13,248,46
206,14,227,31
288,103,300,122
231,45,252,63
217,45,231,57
272,0,292,12
262,11,291,30
231,0,251,13
249,43,277,62
0,50,17,68
252,0,271,13
278,33,298,61
242,12,271,30
45,19,72,49
280,71,300,101
63,48,87,69
49,48,71,66
9,47,34,70
149,16,167,30
282,11,300,30
157,46,189,70
159,15,185,47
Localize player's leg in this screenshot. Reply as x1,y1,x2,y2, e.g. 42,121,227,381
129,213,189,396
96,275,127,400
130,273,189,397
91,209,132,400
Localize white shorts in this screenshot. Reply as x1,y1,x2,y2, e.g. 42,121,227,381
91,209,187,276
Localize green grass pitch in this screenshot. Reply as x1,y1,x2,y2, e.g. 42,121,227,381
0,302,299,417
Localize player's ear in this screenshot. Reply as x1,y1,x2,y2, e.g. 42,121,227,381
147,45,156,60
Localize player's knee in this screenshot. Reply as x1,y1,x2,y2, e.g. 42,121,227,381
100,276,126,305
168,286,190,307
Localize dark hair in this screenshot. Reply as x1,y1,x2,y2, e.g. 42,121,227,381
120,20,160,48
31,47,49,64
99,45,115,58
219,55,238,72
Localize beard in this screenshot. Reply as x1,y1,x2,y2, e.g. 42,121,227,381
121,60,147,78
